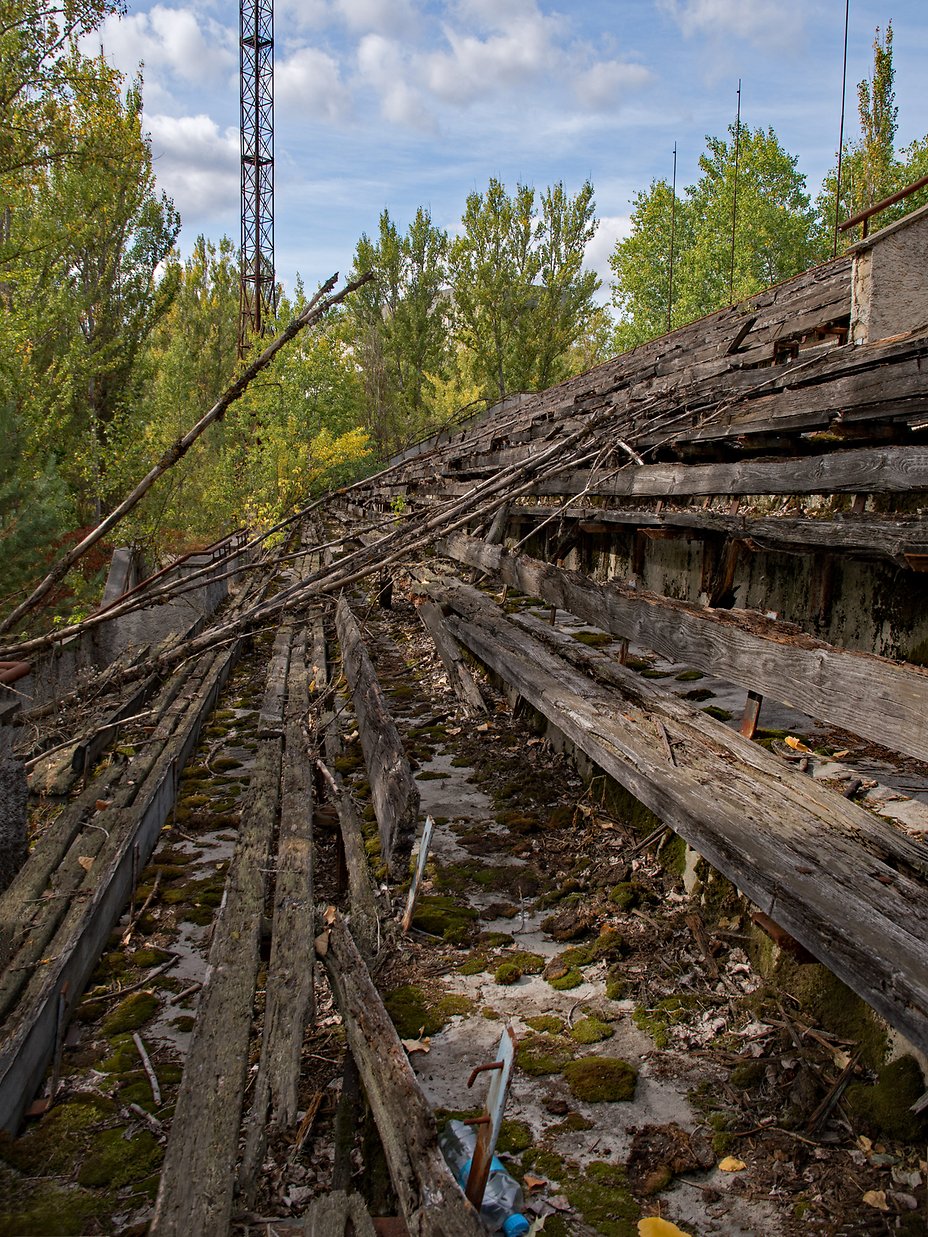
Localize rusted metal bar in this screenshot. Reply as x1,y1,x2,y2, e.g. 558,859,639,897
0,662,29,686
838,171,928,234
740,690,763,739
463,1027,517,1211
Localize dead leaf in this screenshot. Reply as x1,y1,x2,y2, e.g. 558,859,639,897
323,905,337,926
401,1036,431,1055
523,1174,547,1192
862,1190,889,1211
95,799,111,811
547,1196,571,1212
447,727,462,736
833,749,850,759
77,856,93,871
784,736,812,753
719,1156,747,1172
476,722,492,732
638,1220,694,1237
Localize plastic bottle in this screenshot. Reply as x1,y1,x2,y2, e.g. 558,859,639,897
439,1118,531,1235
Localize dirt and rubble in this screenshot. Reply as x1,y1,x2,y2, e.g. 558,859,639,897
1,575,927,1236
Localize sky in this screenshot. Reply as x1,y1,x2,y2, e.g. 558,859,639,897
88,0,928,302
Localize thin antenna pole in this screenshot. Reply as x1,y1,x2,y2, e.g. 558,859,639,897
729,79,742,306
833,0,851,257
667,142,677,333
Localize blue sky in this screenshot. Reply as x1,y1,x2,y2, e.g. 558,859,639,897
90,0,928,302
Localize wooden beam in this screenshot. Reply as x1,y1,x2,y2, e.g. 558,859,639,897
423,576,928,1058
335,596,420,881
151,629,292,1237
440,535,928,766
512,503,928,565
532,446,928,501
316,912,485,1237
414,598,486,716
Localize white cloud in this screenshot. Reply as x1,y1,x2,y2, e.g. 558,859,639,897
574,59,652,112
335,0,418,38
426,3,561,105
146,113,239,218
275,0,331,35
356,34,434,130
277,45,353,122
93,5,235,86
658,0,800,48
585,213,632,286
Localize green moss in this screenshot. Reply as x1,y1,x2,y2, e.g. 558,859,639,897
212,756,242,771
449,755,472,767
730,1060,766,1090
76,1128,162,1188
572,631,612,647
608,882,641,910
524,1015,564,1034
547,1112,594,1135
564,1160,639,1236
522,1147,567,1180
101,991,158,1036
675,669,704,681
0,1170,107,1236
658,831,687,877
845,1056,928,1142
384,985,471,1038
683,688,714,702
130,947,172,968
457,952,490,976
641,668,673,679
494,961,523,985
632,994,701,1048
99,1036,141,1074
481,1006,501,1020
570,1017,614,1044
411,895,478,945
171,1015,196,1033
702,705,734,721
548,967,584,991
497,1119,533,1154
564,1057,637,1102
605,968,627,1001
0,1096,117,1175
505,950,545,974
415,770,450,781
478,931,516,948
515,1034,573,1076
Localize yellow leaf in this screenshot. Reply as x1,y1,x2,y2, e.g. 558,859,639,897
77,856,93,871
719,1156,747,1172
638,1220,694,1237
784,736,811,753
862,1190,889,1211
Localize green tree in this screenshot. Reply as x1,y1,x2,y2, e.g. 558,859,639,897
348,207,450,455
449,178,600,403
611,126,817,348
610,179,692,351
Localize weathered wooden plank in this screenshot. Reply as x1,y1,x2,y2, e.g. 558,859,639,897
316,912,485,1237
0,635,244,1132
299,1190,378,1235
512,503,928,563
414,598,486,715
150,630,291,1237
440,535,928,765
427,577,928,1058
335,596,419,880
239,630,316,1200
531,446,928,501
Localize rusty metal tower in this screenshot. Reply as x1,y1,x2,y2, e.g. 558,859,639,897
238,0,275,355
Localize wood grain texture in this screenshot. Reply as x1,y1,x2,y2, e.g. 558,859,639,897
317,913,485,1237
425,574,928,1058
441,535,928,765
335,595,419,880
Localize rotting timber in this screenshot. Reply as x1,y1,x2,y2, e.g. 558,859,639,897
0,222,927,1232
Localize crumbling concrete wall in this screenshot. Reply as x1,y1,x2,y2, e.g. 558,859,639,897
851,202,928,344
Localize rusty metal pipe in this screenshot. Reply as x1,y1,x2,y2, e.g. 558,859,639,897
839,171,928,234
0,661,30,685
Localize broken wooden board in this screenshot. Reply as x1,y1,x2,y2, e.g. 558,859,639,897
423,574,928,1059
440,534,928,766
316,911,485,1237
150,628,292,1237
413,598,486,716
335,595,419,881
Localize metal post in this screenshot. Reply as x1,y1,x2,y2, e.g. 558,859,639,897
239,0,276,357
728,80,741,307
667,142,677,334
833,0,851,258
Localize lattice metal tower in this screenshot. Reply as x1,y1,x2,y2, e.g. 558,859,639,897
238,0,275,355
